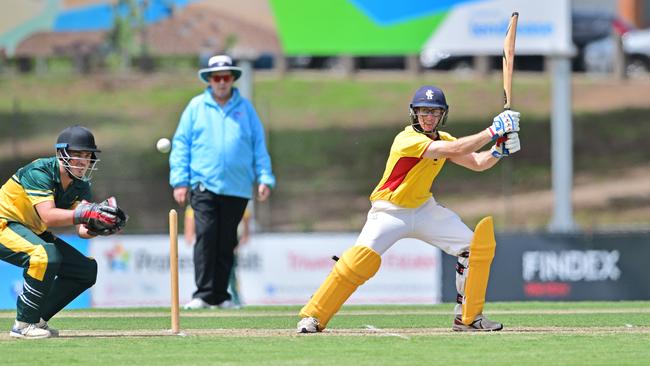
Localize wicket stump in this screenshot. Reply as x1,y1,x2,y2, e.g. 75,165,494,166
169,209,180,334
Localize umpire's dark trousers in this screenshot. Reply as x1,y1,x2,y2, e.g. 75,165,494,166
190,188,248,305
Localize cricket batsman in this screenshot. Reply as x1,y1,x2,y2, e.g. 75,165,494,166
0,125,127,339
297,86,521,333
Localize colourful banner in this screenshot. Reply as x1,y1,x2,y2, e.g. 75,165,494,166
270,0,572,56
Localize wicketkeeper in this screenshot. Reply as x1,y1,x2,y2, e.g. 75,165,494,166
297,86,521,333
0,125,127,339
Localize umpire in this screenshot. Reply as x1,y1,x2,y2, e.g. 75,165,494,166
169,54,275,310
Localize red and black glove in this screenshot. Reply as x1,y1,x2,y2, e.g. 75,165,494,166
73,200,117,229
73,198,128,236
85,197,128,236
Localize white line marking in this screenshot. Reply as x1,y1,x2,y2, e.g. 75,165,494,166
364,325,410,340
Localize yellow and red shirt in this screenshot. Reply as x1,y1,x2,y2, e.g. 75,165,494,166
369,126,456,208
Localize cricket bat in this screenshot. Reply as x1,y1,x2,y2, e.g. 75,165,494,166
502,12,519,110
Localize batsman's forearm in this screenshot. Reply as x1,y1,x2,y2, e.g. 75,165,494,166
448,130,493,157
477,150,500,171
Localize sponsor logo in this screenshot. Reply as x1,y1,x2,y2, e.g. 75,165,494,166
132,250,193,272
522,250,621,282
383,253,436,269
105,244,193,273
287,252,435,270
523,282,571,297
467,11,553,38
522,250,621,298
105,244,130,271
470,20,553,37
238,252,261,271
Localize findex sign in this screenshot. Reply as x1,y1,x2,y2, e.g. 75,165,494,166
522,250,621,282
442,232,650,301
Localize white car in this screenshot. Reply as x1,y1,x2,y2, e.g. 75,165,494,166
584,28,650,76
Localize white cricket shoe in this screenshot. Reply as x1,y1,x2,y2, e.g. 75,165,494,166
10,320,52,339
216,300,241,310
37,318,59,337
452,314,503,332
183,298,212,310
296,317,320,333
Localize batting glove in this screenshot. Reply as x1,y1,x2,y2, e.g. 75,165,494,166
486,110,520,140
490,133,521,158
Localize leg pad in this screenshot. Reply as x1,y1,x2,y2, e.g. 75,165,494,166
299,246,381,330
461,216,496,325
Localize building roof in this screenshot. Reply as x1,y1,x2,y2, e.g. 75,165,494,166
142,3,280,56
13,2,280,58
15,31,105,57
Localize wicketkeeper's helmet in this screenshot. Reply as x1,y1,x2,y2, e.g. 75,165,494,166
409,85,449,134
55,125,100,181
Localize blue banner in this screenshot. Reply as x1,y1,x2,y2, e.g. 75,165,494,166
0,235,91,310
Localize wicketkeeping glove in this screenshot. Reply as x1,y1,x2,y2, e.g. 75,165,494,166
74,197,128,236
73,200,117,228
486,110,520,140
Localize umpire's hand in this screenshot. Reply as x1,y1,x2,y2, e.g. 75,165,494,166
173,187,188,206
258,184,271,202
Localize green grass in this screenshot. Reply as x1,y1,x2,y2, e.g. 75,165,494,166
1,302,649,365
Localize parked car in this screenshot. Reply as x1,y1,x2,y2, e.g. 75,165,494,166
583,28,650,76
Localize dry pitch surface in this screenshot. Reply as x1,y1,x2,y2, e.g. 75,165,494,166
1,307,648,339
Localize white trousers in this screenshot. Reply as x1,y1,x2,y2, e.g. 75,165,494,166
354,198,473,314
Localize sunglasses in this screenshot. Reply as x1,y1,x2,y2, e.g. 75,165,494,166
210,74,233,83
415,108,445,117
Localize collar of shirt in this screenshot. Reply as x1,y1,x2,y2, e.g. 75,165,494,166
203,86,242,112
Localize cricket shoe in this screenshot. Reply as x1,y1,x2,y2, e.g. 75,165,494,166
216,300,241,310
37,318,59,337
10,320,52,339
452,314,503,332
183,298,212,310
296,317,320,333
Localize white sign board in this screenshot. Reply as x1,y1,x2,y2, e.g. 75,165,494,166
237,233,442,305
90,233,442,307
90,235,196,307
422,0,573,56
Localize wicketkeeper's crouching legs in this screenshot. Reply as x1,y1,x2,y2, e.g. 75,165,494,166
39,233,97,322
453,216,503,331
1,223,97,339
298,245,381,332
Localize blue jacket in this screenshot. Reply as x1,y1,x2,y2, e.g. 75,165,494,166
169,87,275,199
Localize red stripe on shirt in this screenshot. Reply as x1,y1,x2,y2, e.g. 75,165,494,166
378,157,421,192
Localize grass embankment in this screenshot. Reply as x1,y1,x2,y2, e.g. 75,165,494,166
1,73,648,232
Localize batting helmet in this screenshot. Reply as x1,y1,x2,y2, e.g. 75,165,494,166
409,86,449,134
55,125,100,181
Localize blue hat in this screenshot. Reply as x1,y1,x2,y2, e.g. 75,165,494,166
198,55,243,84
410,86,448,110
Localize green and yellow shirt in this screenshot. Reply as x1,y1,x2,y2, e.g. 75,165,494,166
0,157,91,234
